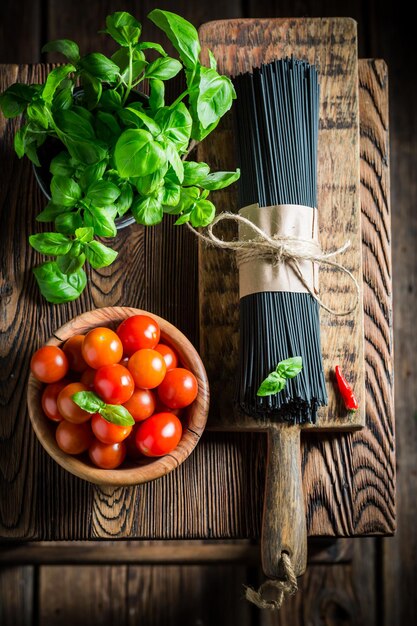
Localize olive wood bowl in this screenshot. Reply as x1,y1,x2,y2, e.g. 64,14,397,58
27,307,210,486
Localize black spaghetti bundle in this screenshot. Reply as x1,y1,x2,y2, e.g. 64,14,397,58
233,58,327,424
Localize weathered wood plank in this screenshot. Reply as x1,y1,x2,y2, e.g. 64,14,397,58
0,566,34,626
198,18,364,431
0,0,41,63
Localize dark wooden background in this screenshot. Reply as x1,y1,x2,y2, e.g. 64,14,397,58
0,0,415,624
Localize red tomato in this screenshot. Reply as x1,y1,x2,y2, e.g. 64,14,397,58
82,327,123,369
154,396,182,417
128,349,166,389
63,335,88,372
57,382,91,423
30,346,68,383
123,388,156,422
125,424,142,461
155,343,179,371
91,413,132,444
41,380,69,422
135,412,182,457
80,367,96,390
117,315,160,355
89,440,126,469
157,368,198,409
56,420,93,455
94,364,134,404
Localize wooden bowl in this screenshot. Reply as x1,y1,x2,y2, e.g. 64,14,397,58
27,307,209,486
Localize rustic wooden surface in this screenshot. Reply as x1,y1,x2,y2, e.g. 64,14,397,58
198,18,364,431
27,307,209,486
0,58,393,543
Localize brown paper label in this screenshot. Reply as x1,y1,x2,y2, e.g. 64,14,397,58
238,204,319,298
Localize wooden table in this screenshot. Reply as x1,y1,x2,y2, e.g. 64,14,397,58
0,59,395,541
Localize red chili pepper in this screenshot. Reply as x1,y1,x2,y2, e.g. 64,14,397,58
334,365,359,412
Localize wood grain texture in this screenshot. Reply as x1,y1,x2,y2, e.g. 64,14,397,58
0,0,41,63
0,565,34,626
198,18,365,431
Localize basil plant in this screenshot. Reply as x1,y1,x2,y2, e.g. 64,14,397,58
0,10,239,303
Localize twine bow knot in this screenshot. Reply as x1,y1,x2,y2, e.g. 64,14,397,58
188,212,359,316
244,552,298,610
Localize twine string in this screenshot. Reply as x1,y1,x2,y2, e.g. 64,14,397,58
244,552,298,610
187,212,359,316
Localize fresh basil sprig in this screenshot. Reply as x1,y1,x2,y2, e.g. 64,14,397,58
257,357,303,397
0,9,240,303
72,390,135,426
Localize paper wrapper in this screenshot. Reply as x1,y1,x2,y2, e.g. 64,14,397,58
238,204,319,299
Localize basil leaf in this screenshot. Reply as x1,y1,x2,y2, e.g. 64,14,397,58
165,186,199,215
54,108,96,140
208,49,217,70
100,404,134,426
80,72,103,110
174,212,191,225
0,83,37,118
55,212,83,234
42,64,76,104
79,53,120,82
50,151,74,177
85,240,118,269
198,169,240,191
78,161,107,190
123,107,161,135
105,11,141,47
42,39,80,63
52,83,74,112
86,180,121,206
162,180,180,207
57,251,86,274
196,67,236,129
256,372,287,397
131,195,163,226
149,79,165,111
183,161,210,185
115,182,133,216
75,227,94,243
84,205,117,237
145,57,182,81
27,101,50,129
33,262,87,304
155,103,192,151
29,232,72,256
50,176,82,207
95,110,121,143
36,201,68,222
72,391,105,413
114,128,167,178
135,167,166,195
276,356,303,379
190,199,215,227
148,9,200,69
136,42,167,57
164,141,184,184
99,90,122,111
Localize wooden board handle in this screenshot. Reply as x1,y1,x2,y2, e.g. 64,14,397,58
261,424,307,578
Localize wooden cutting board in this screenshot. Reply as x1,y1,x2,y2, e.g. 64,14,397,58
197,18,365,579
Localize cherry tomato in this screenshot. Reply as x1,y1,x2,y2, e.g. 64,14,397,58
154,396,182,417
94,364,134,404
135,412,182,457
41,380,69,422
82,327,123,369
117,315,160,355
128,349,166,389
63,334,88,372
157,368,198,409
125,424,142,461
155,343,179,371
123,388,156,422
57,382,91,423
91,413,132,444
89,440,126,469
80,367,96,390
30,346,68,383
56,420,93,455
